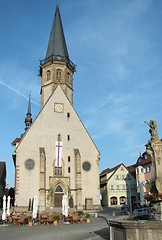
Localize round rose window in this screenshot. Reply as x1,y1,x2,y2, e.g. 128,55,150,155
25,159,35,170
82,162,91,171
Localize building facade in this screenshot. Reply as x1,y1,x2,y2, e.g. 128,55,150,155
100,164,137,207
135,152,152,200
0,162,6,208
12,4,101,211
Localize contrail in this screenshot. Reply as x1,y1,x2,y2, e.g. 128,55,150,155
0,80,39,107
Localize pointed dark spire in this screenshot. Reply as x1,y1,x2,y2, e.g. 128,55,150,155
27,93,31,114
45,5,69,61
39,4,76,71
25,93,32,131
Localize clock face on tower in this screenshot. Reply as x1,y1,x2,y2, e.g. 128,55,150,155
54,103,64,113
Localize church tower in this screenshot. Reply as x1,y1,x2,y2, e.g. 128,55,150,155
39,4,76,108
12,3,101,212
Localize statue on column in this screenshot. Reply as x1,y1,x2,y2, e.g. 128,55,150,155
144,120,159,142
144,120,162,194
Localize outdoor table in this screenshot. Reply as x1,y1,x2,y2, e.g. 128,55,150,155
65,214,73,224
41,214,49,225
12,216,20,226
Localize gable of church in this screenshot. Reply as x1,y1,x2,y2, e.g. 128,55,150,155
16,85,99,156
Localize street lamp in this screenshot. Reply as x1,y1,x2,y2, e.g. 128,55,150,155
128,185,132,214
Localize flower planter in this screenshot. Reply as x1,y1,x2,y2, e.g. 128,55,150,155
28,222,32,227
80,217,83,222
86,218,90,223
53,221,58,226
144,193,162,201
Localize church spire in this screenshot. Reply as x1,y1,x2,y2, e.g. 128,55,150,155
45,4,69,62
39,4,76,108
25,93,32,131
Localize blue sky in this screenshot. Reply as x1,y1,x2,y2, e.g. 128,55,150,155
1,0,162,187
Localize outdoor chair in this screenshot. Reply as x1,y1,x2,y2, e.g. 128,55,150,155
64,213,73,223
71,212,79,224
18,214,28,225
48,214,53,224
12,215,20,226
40,213,49,225
8,216,13,225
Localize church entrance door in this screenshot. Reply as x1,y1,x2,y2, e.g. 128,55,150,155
54,185,64,207
54,193,64,207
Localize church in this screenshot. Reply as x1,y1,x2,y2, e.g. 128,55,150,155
12,4,101,211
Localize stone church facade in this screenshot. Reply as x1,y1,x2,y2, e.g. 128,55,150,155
12,4,101,211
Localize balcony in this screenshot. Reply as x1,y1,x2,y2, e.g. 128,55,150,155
39,55,76,70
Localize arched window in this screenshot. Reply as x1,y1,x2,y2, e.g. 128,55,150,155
46,70,51,80
67,72,71,82
120,196,126,205
58,134,61,142
55,167,62,176
110,196,117,205
55,185,63,192
56,69,62,81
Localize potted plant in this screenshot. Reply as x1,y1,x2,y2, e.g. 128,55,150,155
78,211,84,222
86,213,90,223
53,215,59,226
28,216,33,227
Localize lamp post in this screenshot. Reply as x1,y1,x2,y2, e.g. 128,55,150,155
129,185,132,214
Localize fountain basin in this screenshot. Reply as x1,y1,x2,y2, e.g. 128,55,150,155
107,219,162,240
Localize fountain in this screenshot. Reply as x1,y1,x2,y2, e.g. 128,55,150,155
144,120,162,220
107,120,162,240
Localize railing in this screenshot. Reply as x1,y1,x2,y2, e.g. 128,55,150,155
39,55,76,69
121,206,155,216
133,207,155,216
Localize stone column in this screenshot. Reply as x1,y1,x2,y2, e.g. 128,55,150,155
39,147,46,211
74,149,83,210
146,140,162,193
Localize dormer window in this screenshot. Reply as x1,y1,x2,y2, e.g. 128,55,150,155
144,153,148,160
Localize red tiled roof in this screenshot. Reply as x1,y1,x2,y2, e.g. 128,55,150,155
141,155,152,166
100,162,137,182
127,164,136,178
11,138,21,146
127,164,136,173
135,151,152,167
100,163,122,177
100,167,110,176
